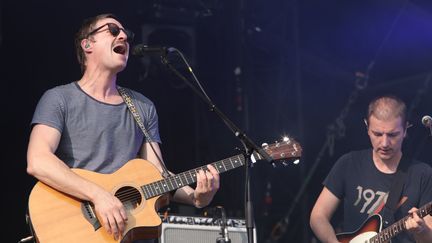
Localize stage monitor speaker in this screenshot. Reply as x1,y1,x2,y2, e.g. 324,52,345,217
159,222,256,243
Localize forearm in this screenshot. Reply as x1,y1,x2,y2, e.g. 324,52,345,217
415,227,432,243
27,152,103,202
310,215,340,243
172,186,203,207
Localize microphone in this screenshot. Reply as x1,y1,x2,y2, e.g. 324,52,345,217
216,206,231,243
131,44,169,56
422,115,432,136
422,115,432,128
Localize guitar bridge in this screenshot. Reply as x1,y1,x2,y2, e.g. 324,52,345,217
81,201,101,231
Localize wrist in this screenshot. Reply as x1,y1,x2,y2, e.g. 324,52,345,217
416,224,432,238
192,196,205,208
192,193,211,208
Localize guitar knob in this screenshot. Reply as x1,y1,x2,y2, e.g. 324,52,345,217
227,219,233,226
194,217,200,224
168,216,175,223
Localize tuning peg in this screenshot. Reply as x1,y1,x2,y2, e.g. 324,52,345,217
234,147,243,152
261,143,269,149
293,159,300,165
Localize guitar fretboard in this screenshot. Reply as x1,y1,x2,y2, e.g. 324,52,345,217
369,202,432,243
141,154,246,199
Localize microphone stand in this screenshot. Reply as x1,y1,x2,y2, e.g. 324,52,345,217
216,206,231,243
159,48,273,243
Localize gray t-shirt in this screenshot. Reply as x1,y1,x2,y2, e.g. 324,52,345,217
31,82,161,173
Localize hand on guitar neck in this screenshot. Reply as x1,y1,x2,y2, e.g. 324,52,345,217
335,203,432,243
405,207,432,241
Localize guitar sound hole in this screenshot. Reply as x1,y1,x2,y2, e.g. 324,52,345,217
115,186,142,211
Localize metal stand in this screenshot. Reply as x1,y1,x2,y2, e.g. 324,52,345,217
216,206,232,243
158,48,273,243
267,68,371,242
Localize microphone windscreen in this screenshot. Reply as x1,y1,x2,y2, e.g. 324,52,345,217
421,115,432,127
131,44,166,56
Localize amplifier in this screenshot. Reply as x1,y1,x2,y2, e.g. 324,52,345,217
159,215,256,243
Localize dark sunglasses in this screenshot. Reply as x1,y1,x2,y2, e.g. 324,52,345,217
87,23,134,43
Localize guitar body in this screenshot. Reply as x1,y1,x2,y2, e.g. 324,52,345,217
27,139,303,243
336,214,382,243
28,159,169,243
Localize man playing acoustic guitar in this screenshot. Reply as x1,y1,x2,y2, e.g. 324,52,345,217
310,95,432,243
26,13,219,242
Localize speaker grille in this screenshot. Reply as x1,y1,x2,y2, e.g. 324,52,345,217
160,223,256,243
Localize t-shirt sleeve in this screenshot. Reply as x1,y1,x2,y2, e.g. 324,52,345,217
145,104,161,143
31,88,65,133
419,164,432,207
323,152,352,200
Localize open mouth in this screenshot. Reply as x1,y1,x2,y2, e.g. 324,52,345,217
113,44,127,55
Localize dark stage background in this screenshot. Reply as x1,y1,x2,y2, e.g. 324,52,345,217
2,0,432,242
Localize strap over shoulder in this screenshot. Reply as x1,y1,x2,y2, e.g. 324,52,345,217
117,86,171,179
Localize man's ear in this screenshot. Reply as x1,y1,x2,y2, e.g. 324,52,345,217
81,39,91,51
403,122,412,138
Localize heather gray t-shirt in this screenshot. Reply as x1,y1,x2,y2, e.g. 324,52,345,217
31,82,161,173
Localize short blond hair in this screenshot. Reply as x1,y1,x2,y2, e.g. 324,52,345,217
367,95,407,127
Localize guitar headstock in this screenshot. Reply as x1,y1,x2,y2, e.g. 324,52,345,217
260,137,302,165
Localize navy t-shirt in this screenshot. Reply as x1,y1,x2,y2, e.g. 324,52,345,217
324,149,432,242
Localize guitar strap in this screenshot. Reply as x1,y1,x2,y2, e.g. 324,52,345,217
117,86,171,179
381,155,410,223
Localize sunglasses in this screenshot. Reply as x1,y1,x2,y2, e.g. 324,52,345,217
87,23,134,43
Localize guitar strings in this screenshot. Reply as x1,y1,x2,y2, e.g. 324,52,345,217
114,165,215,203
114,148,300,203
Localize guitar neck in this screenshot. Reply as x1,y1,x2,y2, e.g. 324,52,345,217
141,153,252,199
371,202,432,242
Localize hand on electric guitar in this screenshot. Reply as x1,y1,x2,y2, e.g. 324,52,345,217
335,202,432,243
405,207,429,235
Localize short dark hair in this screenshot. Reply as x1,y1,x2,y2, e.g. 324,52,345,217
74,13,118,73
367,94,407,127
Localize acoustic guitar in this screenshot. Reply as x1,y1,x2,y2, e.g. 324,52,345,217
28,138,302,243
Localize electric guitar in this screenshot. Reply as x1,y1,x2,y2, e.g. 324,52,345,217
336,201,432,243
28,138,302,243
